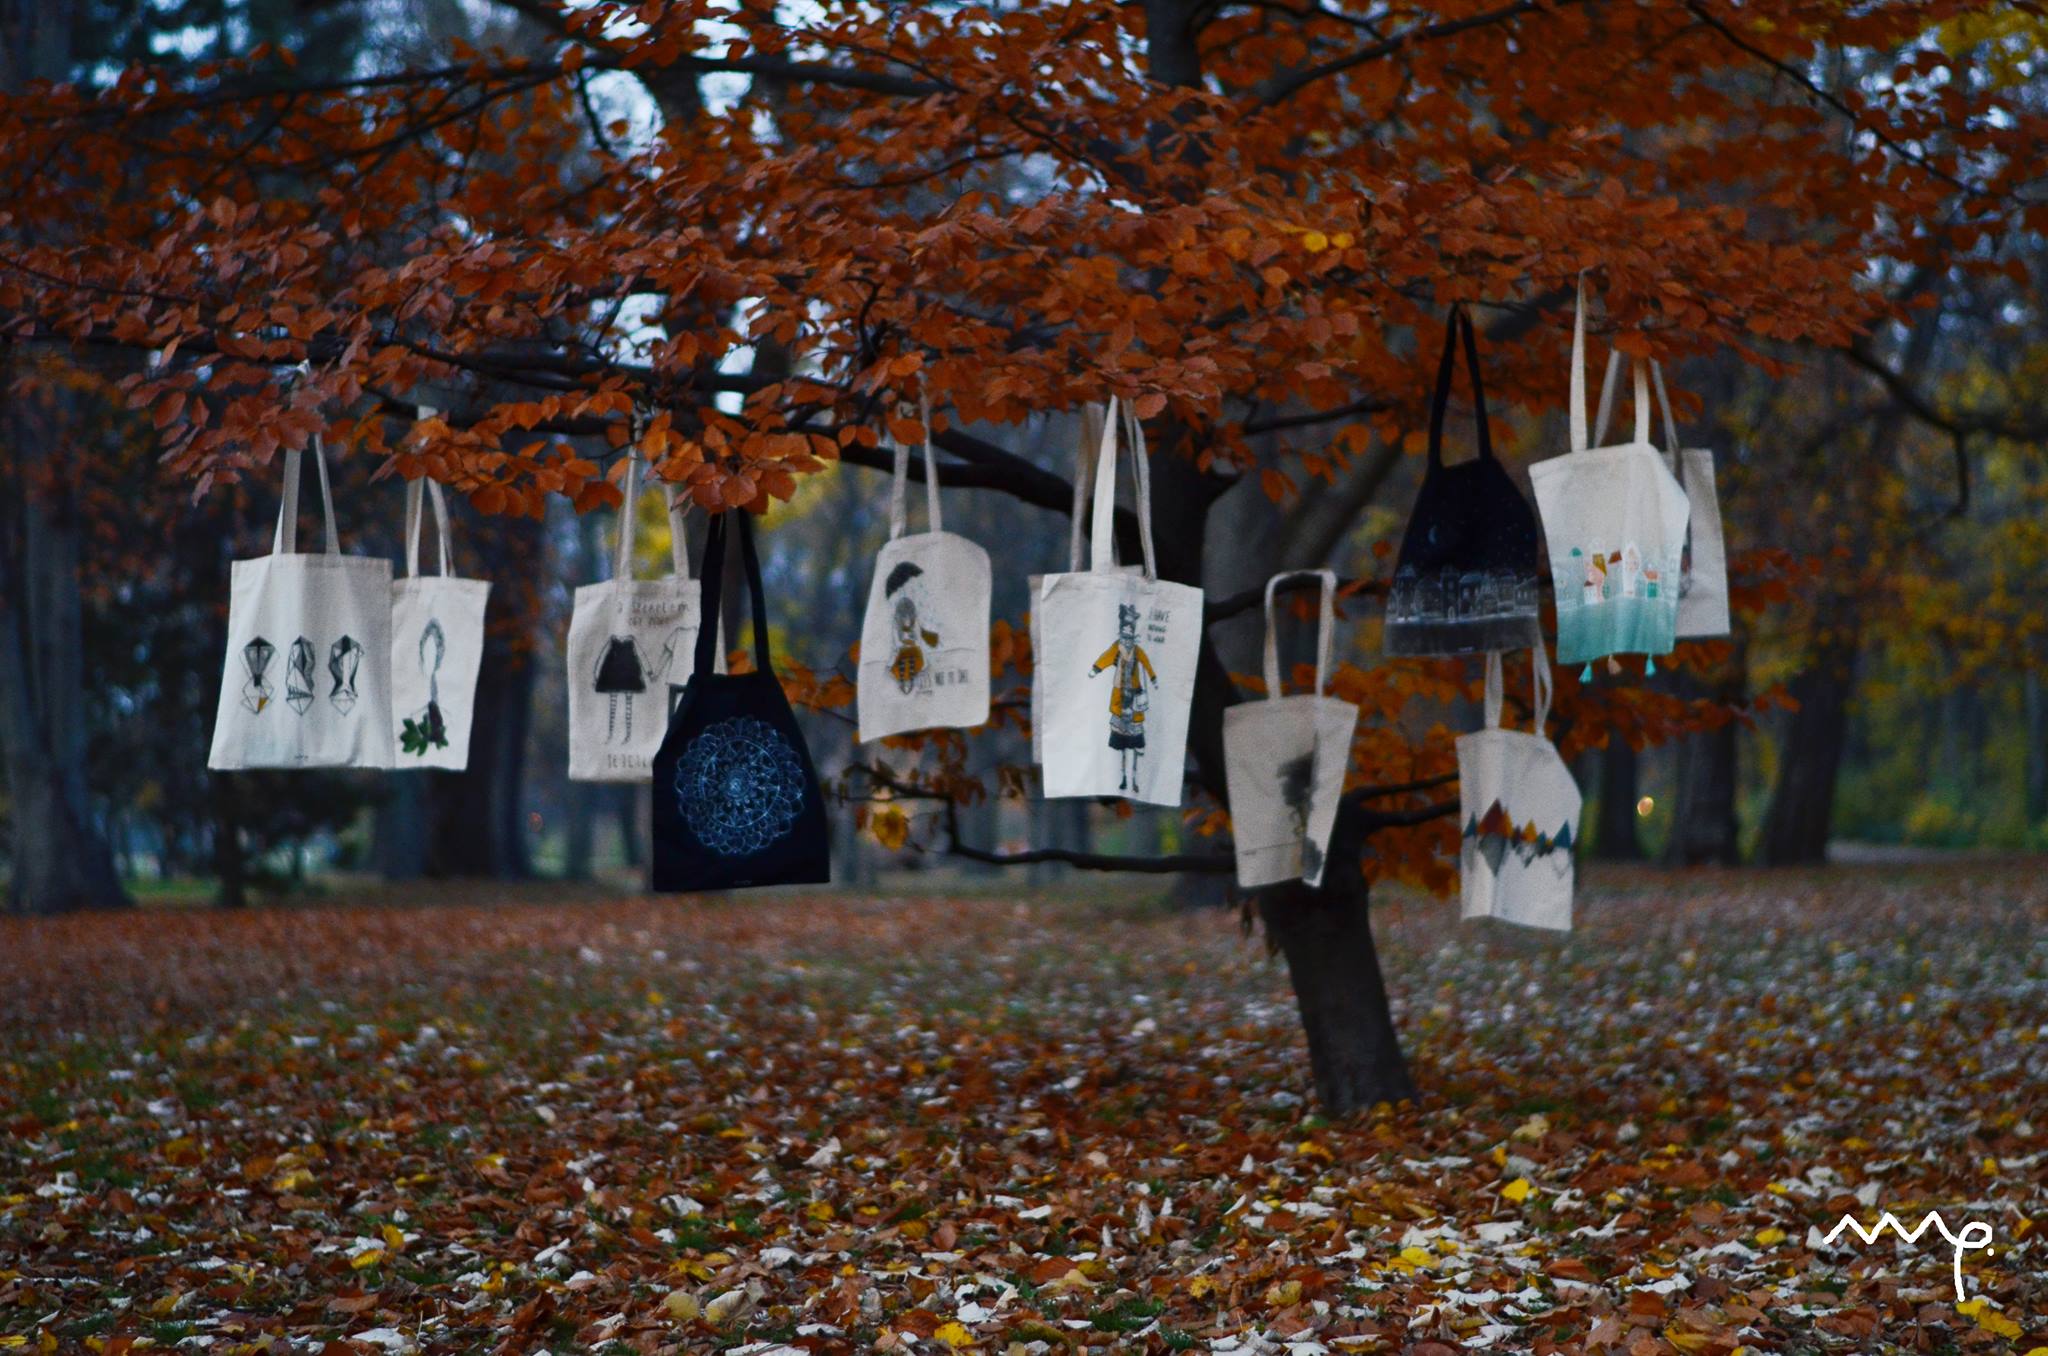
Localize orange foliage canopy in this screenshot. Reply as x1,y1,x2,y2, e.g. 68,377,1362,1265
1,0,2041,885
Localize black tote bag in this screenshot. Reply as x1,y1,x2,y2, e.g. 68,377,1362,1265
1383,307,1542,657
651,509,831,892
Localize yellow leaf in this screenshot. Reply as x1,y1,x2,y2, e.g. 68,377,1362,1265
1755,1227,1788,1247
1296,1140,1333,1163
1302,230,1330,253
1956,1300,2020,1338
1394,1245,1435,1269
871,806,909,851
350,1249,385,1270
1663,1326,1712,1353
934,1321,976,1347
661,1290,700,1322
1264,1279,1303,1307
1187,1275,1218,1299
380,1223,406,1252
1500,1177,1533,1203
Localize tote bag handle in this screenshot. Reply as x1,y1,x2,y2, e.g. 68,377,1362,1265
401,404,453,578
887,390,944,540
692,509,774,679
1588,348,1669,454
1261,569,1337,699
1483,637,1553,734
1067,405,1107,571
612,454,694,583
1088,396,1159,578
272,436,343,557
1571,275,1657,454
1426,306,1495,470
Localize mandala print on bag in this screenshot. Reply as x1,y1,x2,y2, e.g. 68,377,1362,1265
674,716,808,857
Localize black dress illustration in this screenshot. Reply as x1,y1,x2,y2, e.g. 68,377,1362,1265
595,635,646,744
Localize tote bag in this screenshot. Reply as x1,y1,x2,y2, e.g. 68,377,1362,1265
1384,307,1543,656
1456,641,1581,931
652,509,831,892
390,461,492,771
1530,279,1691,671
1222,570,1359,889
566,457,703,783
1037,398,1203,806
208,439,395,771
1591,355,1731,639
857,397,992,742
1029,405,1139,764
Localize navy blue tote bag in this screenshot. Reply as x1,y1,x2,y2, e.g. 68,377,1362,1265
1382,307,1542,656
651,509,831,892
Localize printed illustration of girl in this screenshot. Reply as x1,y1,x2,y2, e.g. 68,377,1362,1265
1582,551,1606,606
1089,603,1157,792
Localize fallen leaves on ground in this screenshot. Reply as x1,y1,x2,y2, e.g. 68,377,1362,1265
1,864,2043,1353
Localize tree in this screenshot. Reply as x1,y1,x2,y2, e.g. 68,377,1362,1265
4,0,2046,1104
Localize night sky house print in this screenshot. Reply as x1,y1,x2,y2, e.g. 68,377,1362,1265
240,636,275,714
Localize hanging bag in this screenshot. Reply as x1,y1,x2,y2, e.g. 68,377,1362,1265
1591,355,1731,639
1456,641,1581,931
390,417,492,770
1385,307,1543,657
1029,405,1139,764
1530,279,1692,672
1222,571,1359,889
1036,399,1204,806
565,456,703,782
856,394,992,742
652,510,831,892
208,438,395,770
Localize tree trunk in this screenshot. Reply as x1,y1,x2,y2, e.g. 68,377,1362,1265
2026,670,2046,826
1593,738,1643,861
0,353,128,915
1760,623,1860,865
1255,807,1413,1111
425,633,535,878
1665,643,1744,865
211,772,247,910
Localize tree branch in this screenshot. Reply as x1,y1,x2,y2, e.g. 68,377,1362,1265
1255,0,1567,107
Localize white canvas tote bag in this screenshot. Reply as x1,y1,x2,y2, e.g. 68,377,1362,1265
857,398,992,742
1529,278,1691,673
1037,399,1204,806
1456,641,1581,931
208,438,395,770
1222,571,1359,889
566,457,703,783
1592,355,1731,639
1029,405,1139,764
390,453,492,770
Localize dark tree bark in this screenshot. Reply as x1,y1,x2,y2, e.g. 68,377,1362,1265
2026,670,2046,825
1256,804,1414,1112
0,360,128,915
1760,622,1860,866
1666,712,1742,866
425,629,536,878
1592,738,1644,861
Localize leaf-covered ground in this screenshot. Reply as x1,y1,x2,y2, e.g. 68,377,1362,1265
3,865,2044,1355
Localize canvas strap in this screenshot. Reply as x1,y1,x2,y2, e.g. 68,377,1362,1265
401,404,453,578
273,435,342,557
1261,569,1337,700
1483,636,1553,733
887,388,944,540
612,452,693,583
1067,405,1103,570
1089,395,1158,579
693,509,773,677
1427,306,1495,470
